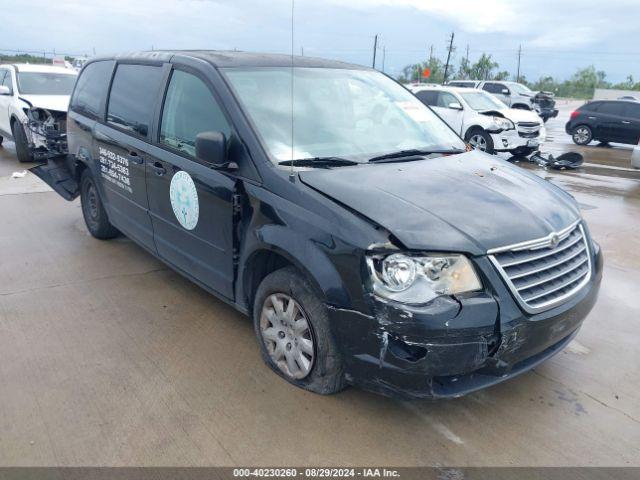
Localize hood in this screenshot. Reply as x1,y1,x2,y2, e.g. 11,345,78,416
499,108,542,124
18,95,70,113
299,151,580,254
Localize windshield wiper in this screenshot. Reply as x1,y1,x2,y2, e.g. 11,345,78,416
278,156,359,168
368,148,465,163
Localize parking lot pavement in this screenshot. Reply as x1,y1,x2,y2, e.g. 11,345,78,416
0,116,639,467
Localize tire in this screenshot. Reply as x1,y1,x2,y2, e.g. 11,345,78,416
466,128,495,154
253,266,346,395
80,169,119,239
11,121,34,163
572,125,593,145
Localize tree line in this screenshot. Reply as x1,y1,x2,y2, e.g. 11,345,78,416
397,53,640,99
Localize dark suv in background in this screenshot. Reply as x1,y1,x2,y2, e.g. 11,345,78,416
566,100,640,146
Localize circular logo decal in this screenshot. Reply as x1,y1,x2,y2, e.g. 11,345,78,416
169,171,199,230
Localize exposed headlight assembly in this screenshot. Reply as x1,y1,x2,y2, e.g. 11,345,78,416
366,253,482,305
489,116,515,132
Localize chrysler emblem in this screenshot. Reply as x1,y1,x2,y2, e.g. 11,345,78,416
549,233,560,248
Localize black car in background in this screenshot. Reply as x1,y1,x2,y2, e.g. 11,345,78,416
566,100,640,146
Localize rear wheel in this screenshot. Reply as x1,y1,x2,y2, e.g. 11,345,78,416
466,129,495,154
253,266,346,395
11,121,34,163
572,125,593,145
80,169,119,239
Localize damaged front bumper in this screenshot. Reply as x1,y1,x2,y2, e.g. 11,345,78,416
490,127,544,153
328,244,603,400
22,107,68,161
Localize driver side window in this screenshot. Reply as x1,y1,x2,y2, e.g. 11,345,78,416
160,70,231,159
437,92,458,108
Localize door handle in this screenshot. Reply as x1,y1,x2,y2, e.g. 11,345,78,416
622,121,632,124
588,116,596,120
151,161,166,176
72,118,91,132
127,151,144,165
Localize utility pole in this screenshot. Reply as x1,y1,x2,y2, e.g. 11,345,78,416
516,45,522,83
464,44,470,79
429,44,434,62
372,34,378,69
443,32,455,83
300,46,304,56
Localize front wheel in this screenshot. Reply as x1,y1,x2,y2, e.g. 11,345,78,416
80,169,119,239
466,129,495,154
253,266,346,395
572,125,593,145
11,121,34,163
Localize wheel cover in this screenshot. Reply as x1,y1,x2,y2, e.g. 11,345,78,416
469,134,487,151
574,127,590,144
260,293,315,380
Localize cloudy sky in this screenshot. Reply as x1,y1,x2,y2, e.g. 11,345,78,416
2,0,638,82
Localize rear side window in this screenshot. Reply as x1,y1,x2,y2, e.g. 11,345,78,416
70,61,114,118
597,102,624,116
160,70,231,158
107,64,164,138
483,83,505,94
415,90,438,106
449,81,474,88
579,102,600,112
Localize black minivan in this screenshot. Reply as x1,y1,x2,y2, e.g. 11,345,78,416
566,100,640,146
34,51,602,399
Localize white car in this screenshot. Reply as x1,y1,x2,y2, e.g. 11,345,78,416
409,85,545,156
0,64,77,162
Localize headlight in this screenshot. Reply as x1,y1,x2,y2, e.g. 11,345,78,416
490,116,515,131
366,253,482,304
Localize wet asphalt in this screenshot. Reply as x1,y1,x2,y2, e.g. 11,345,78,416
0,103,638,466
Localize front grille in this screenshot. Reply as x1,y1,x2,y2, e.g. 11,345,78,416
489,222,591,312
517,121,541,138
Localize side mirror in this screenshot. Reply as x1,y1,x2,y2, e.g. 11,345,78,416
0,85,11,96
196,131,235,169
448,102,463,110
502,88,510,95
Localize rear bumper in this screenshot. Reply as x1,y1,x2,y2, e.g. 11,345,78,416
539,108,559,119
632,147,640,169
328,242,603,400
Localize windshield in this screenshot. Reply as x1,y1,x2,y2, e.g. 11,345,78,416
509,83,533,95
17,72,77,95
223,67,465,164
459,91,506,111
